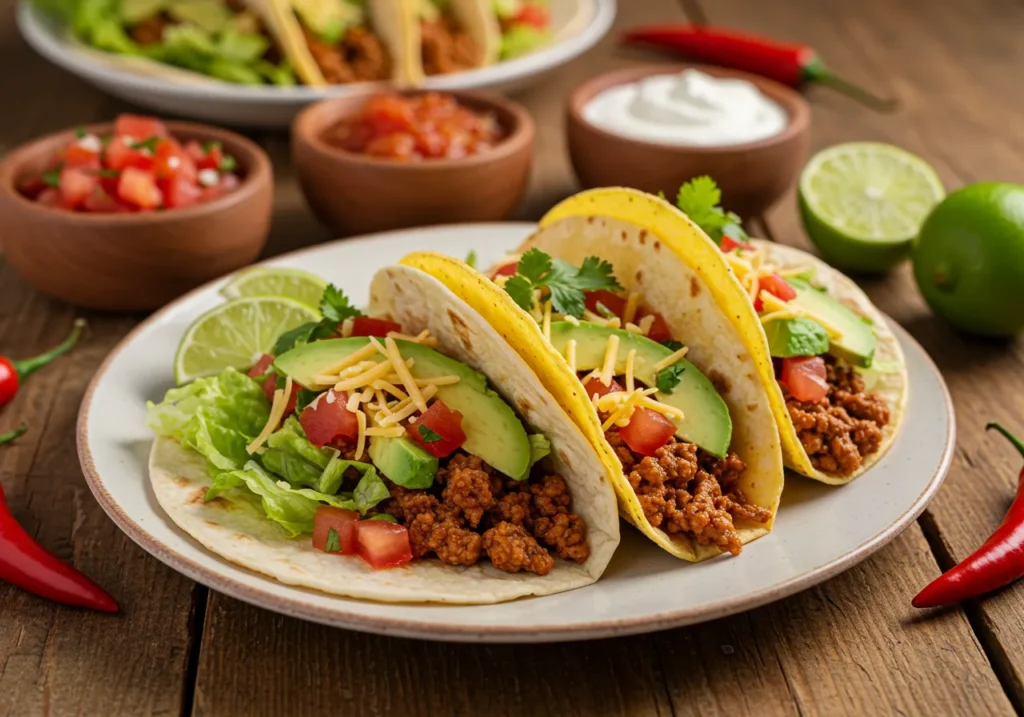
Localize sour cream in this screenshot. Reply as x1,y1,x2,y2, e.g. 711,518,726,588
582,69,788,147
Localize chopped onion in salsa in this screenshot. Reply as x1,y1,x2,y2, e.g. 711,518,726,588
19,114,242,213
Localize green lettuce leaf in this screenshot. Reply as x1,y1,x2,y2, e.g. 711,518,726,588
500,26,548,60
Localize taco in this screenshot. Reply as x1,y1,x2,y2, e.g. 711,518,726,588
147,267,618,604
274,0,421,86
33,0,301,85
401,235,786,562
552,183,908,486
412,0,550,75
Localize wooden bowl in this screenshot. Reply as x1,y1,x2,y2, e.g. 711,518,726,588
292,91,535,236
0,122,272,311
567,64,811,218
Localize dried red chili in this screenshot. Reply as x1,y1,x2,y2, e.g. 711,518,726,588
0,426,119,612
913,423,1024,608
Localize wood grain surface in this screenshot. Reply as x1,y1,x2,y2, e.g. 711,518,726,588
1,0,1022,715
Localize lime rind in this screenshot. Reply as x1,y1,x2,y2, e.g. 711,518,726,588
219,267,328,309
174,296,320,384
800,142,945,243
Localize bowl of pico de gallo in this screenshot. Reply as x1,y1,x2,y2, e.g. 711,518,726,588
0,113,272,311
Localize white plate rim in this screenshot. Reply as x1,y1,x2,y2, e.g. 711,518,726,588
76,224,955,643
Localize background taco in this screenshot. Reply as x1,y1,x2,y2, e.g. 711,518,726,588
401,244,785,563
147,265,619,604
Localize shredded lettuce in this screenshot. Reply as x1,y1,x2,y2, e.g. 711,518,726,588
500,26,548,60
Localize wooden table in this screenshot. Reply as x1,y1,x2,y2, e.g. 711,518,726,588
2,0,1022,714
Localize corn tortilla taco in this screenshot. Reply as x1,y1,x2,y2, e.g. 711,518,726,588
401,236,786,562
147,265,618,604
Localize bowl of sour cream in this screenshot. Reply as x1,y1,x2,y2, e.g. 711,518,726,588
567,64,811,217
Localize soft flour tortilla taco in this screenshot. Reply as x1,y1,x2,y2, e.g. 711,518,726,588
401,236,785,562
147,267,618,604
554,183,908,486
273,0,421,86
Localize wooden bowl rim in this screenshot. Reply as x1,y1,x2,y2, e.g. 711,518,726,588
568,63,811,154
0,120,272,225
292,89,536,172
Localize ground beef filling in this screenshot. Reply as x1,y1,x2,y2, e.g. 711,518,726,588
784,356,891,477
376,453,590,575
605,428,771,556
303,26,391,83
420,17,481,74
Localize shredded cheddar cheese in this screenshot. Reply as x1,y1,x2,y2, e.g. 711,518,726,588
566,339,577,373
340,318,354,338
364,425,405,438
653,345,690,372
624,349,637,392
623,292,640,325
387,329,438,347
541,301,552,340
385,337,427,413
637,315,655,335
247,375,293,454
760,292,844,339
599,334,620,387
354,409,367,460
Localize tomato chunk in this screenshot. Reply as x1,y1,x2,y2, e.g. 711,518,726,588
163,176,202,209
620,407,677,456
313,506,360,555
356,521,413,569
58,167,97,209
720,235,754,253
117,167,162,209
407,399,466,458
81,189,125,213
754,272,797,312
585,290,627,318
780,356,829,403
642,312,673,343
62,141,101,170
511,3,549,29
349,317,402,338
490,261,519,279
115,114,168,139
105,136,155,172
582,376,623,401
300,389,358,446
154,138,197,183
248,353,275,379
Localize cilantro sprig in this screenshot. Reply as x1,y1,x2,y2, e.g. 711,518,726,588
504,248,622,318
656,361,687,394
674,176,749,246
272,284,364,355
417,424,442,444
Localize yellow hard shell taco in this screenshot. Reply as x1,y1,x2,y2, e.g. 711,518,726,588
542,188,908,486
401,237,785,562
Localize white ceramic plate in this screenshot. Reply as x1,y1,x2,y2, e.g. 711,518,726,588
78,223,955,643
18,0,615,128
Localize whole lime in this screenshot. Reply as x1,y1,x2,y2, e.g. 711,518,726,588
912,182,1024,337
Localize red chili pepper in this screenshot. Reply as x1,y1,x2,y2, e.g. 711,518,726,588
0,426,118,612
621,24,898,113
0,319,87,409
913,423,1024,608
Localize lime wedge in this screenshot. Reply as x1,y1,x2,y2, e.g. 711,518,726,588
220,267,327,309
799,142,945,273
174,297,319,384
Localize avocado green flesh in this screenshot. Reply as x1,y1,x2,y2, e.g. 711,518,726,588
275,338,531,479
368,436,438,489
786,281,877,368
293,0,364,40
764,317,831,358
547,322,732,458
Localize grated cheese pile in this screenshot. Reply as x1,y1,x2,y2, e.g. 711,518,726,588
246,328,460,461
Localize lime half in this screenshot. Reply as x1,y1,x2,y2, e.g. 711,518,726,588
174,297,319,384
220,267,327,309
799,142,945,273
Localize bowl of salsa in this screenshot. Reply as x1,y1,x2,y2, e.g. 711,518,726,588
292,91,535,236
0,114,273,310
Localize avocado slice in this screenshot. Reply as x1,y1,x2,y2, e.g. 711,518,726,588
368,436,438,489
548,322,732,458
168,0,232,34
274,338,532,479
291,0,364,43
786,279,877,368
764,317,831,358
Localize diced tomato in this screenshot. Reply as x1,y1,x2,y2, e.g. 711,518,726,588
754,272,796,312
58,166,97,209
582,376,623,401
196,143,223,171
490,261,519,279
105,136,155,172
117,167,162,209
511,3,549,30
720,235,754,253
163,176,202,209
312,506,360,555
154,138,197,183
585,290,627,318
19,176,49,199
355,520,413,569
407,399,466,458
619,407,677,456
300,389,359,446
62,142,101,170
261,374,301,416
36,188,60,207
780,356,829,403
349,317,402,338
81,188,125,213
248,353,275,379
642,312,673,343
184,140,207,164
114,114,168,139
364,132,417,159
365,94,417,136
